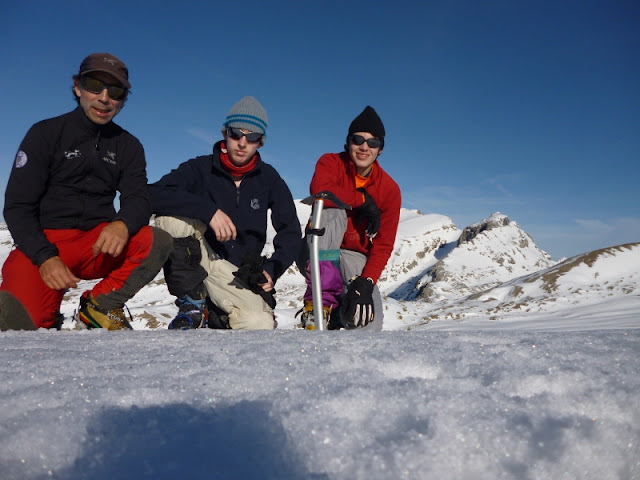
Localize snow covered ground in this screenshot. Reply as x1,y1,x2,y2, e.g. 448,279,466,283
1,210,639,479
1,329,638,479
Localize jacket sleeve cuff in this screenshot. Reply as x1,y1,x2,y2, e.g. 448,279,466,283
113,216,143,236
34,247,60,268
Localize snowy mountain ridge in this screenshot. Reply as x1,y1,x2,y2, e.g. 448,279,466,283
413,212,555,303
0,204,638,331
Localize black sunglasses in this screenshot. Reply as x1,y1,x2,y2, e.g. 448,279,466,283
80,75,127,100
350,134,382,149
225,127,263,143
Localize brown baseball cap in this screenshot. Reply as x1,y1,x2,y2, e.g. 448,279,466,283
78,53,131,89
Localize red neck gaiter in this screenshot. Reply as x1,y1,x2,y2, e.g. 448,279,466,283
219,142,258,177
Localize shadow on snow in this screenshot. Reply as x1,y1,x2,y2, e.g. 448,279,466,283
57,400,327,480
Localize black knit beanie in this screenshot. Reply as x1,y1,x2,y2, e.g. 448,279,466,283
346,106,385,149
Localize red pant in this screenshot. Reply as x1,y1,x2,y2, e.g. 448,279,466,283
1,223,154,328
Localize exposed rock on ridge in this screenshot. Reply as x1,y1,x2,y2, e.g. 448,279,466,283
458,212,510,246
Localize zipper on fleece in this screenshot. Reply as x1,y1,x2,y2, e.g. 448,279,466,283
95,129,102,150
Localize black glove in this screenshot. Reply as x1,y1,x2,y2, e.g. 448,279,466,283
340,276,375,329
353,188,380,238
232,253,277,309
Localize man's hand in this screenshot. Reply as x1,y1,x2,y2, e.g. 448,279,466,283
39,256,80,290
259,270,274,292
209,210,237,242
92,220,129,257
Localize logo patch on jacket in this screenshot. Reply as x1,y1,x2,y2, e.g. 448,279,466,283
15,151,28,168
64,150,81,159
250,198,260,210
102,151,117,165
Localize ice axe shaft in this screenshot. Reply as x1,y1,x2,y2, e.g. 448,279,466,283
308,198,325,330
302,191,351,331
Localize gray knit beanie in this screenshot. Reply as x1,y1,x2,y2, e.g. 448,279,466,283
222,96,268,138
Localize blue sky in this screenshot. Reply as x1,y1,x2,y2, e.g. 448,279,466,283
1,1,638,260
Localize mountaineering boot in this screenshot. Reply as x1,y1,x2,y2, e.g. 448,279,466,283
296,300,331,330
52,312,65,330
168,295,208,330
206,298,231,329
77,294,133,330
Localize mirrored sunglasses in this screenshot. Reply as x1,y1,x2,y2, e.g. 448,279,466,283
350,134,382,149
225,127,263,143
80,75,127,100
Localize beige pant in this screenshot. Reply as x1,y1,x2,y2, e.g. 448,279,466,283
155,216,276,330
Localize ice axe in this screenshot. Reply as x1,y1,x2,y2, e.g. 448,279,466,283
301,191,351,331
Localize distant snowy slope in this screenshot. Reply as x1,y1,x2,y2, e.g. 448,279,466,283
472,242,640,311
410,242,640,331
378,210,460,298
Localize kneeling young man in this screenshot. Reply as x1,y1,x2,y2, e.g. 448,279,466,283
299,106,401,331
150,97,301,330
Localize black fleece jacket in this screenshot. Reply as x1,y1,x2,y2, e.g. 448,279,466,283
4,107,151,266
149,141,302,282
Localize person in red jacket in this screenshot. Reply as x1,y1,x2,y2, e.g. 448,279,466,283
298,106,401,330
0,53,172,331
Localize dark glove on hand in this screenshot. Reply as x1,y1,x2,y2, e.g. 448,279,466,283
232,253,277,309
340,276,375,329
353,188,380,238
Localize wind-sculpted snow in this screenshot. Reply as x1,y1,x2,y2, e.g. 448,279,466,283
0,330,638,479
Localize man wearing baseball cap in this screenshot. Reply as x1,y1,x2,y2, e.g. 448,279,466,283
0,53,173,331
150,96,301,330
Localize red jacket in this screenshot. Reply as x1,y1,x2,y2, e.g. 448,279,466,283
310,152,401,283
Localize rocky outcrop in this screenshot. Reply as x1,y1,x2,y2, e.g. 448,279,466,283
458,212,510,246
